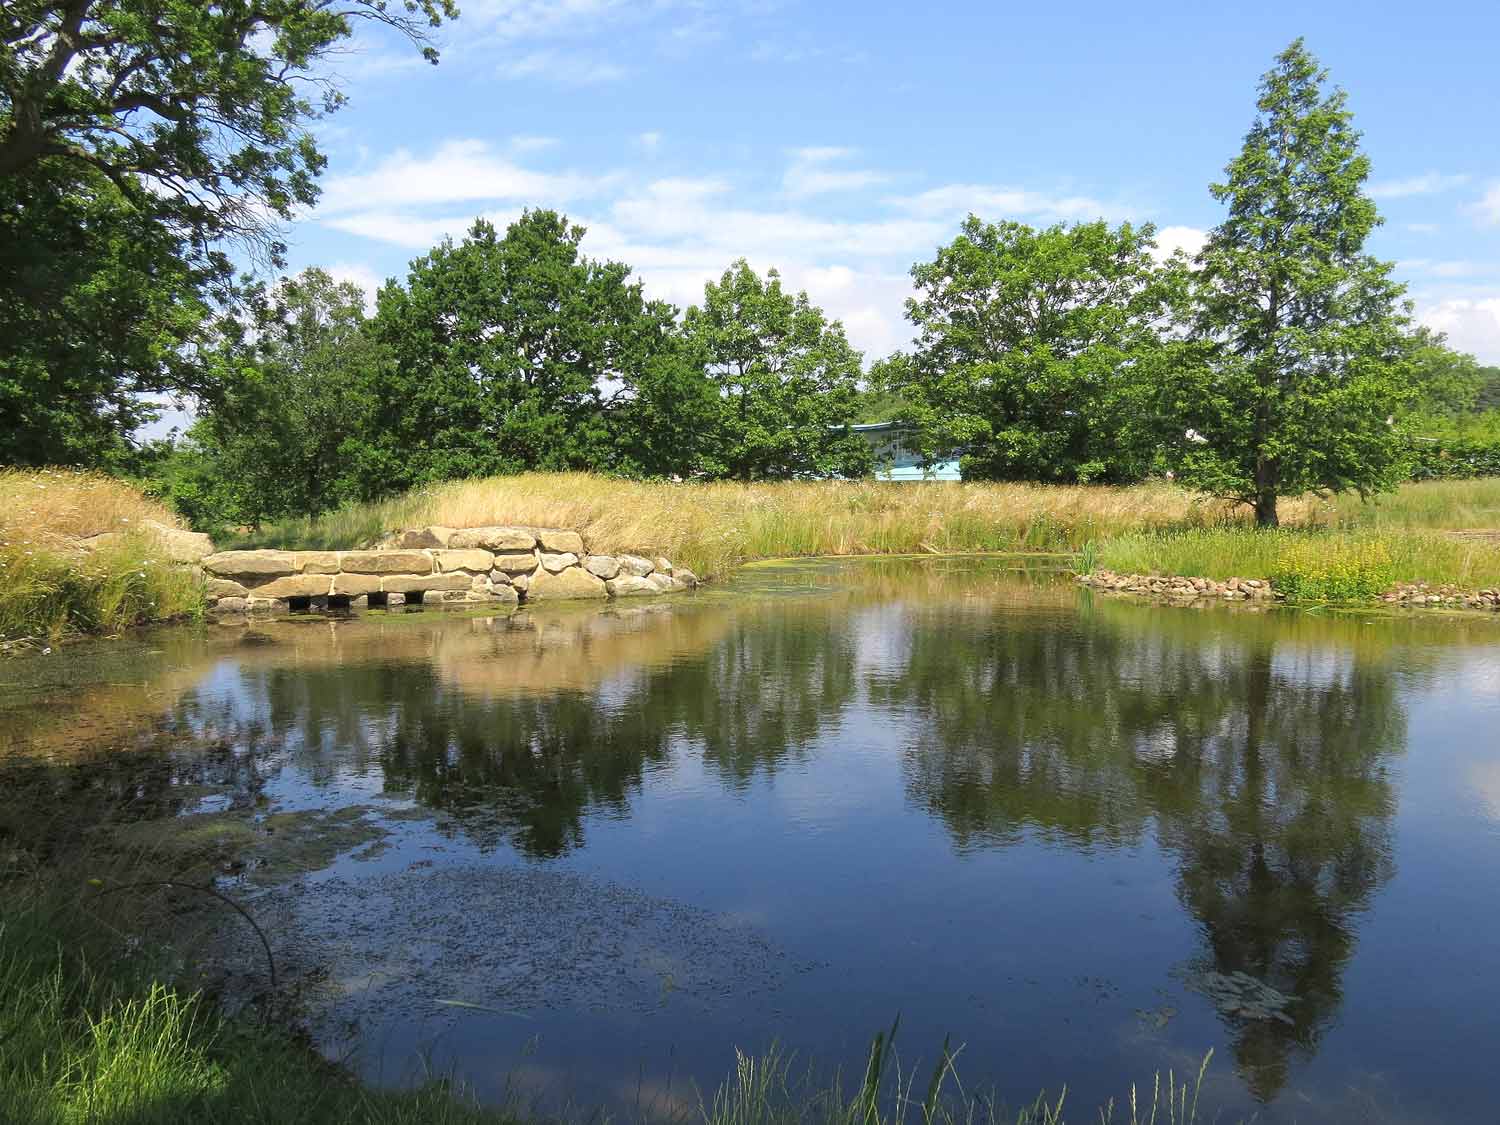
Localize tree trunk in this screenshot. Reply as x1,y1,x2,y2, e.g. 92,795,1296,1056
1254,490,1279,528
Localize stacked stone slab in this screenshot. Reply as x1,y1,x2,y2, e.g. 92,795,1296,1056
203,526,697,616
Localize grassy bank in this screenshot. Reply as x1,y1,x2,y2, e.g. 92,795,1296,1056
221,474,1292,576
0,471,204,643
1,889,1219,1125
1096,527,1500,601
222,472,1500,596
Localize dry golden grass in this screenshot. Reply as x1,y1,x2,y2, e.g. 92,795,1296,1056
235,473,1276,578
0,468,184,550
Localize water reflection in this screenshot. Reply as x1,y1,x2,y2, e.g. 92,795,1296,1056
4,560,1499,1119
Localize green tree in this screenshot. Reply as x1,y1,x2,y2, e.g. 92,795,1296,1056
1172,40,1413,527
0,168,204,464
684,260,871,480
182,268,387,526
1401,327,1482,417
879,217,1180,483
0,0,454,466
360,211,686,495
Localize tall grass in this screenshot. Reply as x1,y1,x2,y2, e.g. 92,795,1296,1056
0,471,204,642
1098,527,1500,598
226,475,1261,577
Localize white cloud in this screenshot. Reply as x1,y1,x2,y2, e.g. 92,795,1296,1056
496,49,628,83
1407,222,1440,234
321,209,513,249
1367,171,1469,199
1416,295,1500,364
1399,259,1492,279
325,263,388,313
638,131,663,152
783,147,889,197
890,183,1125,223
315,140,600,217
1476,182,1500,226
458,0,635,43
1153,225,1207,261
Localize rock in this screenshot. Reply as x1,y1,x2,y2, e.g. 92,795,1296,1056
537,529,585,555
201,550,299,578
385,592,406,607
330,573,382,596
395,526,455,549
435,548,495,573
540,551,578,573
606,575,658,597
205,577,248,598
584,555,621,580
212,596,247,614
246,574,332,598
246,597,287,615
487,569,513,586
340,550,433,575
474,585,520,606
617,554,655,577
297,551,341,574
673,566,699,587
648,572,676,592
511,573,530,594
526,566,608,601
381,572,472,594
348,595,369,609
142,520,215,563
420,590,448,606
490,552,539,574
654,557,674,575
449,526,537,551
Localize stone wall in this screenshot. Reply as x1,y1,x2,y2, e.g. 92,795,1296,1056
203,525,696,616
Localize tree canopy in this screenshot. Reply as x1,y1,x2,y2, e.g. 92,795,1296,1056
0,0,454,467
684,260,871,481
879,217,1181,483
1169,39,1413,526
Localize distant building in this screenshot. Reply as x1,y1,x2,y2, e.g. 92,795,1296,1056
850,421,962,481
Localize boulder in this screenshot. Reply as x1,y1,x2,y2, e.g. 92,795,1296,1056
142,520,215,563
537,528,585,555
491,552,539,574
618,554,654,577
648,572,676,592
487,569,513,586
606,575,658,597
584,555,621,580
330,573,382,596
449,526,537,551
212,596,247,614
340,550,433,575
246,574,332,599
673,566,699,587
395,526,455,549
654,557,674,575
540,551,578,573
527,566,608,601
510,573,530,594
300,551,341,574
385,592,406,607
435,548,496,573
201,550,299,578
246,597,288,615
472,585,520,606
205,577,248,598
382,572,472,594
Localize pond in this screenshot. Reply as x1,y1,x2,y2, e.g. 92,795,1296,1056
4,556,1500,1122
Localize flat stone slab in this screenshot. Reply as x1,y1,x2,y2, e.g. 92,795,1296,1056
527,566,608,600
340,550,434,575
202,550,300,578
449,526,537,551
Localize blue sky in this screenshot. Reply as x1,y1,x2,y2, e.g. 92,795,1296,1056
286,0,1500,365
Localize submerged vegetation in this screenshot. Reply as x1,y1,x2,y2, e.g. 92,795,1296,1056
0,890,1218,1125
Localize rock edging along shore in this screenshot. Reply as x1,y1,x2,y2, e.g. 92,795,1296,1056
1077,570,1500,611
1076,570,1279,601
201,525,697,616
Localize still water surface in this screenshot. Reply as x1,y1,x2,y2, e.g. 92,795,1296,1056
4,557,1500,1122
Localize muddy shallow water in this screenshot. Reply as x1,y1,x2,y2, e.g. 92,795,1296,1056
5,557,1500,1122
